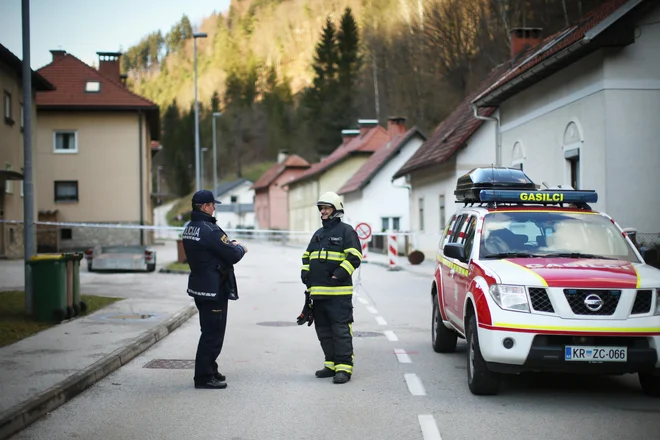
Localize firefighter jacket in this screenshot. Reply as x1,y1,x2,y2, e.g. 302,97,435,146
182,210,246,302
301,217,362,299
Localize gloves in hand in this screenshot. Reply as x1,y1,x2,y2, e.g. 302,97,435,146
301,270,309,286
296,290,314,326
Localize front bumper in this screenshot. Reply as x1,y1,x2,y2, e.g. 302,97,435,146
478,324,660,374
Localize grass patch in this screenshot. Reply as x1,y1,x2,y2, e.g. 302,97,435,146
166,161,276,227
0,291,123,348
165,262,190,272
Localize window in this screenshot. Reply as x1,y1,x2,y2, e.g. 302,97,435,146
512,141,525,171
563,121,582,190
60,228,73,240
463,216,478,259
392,217,400,231
566,149,580,190
54,181,79,202
54,131,78,153
381,217,389,231
418,197,424,231
5,164,13,194
439,194,446,232
230,195,238,203
4,91,12,124
85,81,101,93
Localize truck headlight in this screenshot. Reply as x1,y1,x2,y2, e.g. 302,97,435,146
489,285,530,313
655,289,660,316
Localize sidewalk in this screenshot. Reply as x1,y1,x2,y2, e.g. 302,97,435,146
0,242,196,440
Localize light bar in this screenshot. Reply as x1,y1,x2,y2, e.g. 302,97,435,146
479,189,598,204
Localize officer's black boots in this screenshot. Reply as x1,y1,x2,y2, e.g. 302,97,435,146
195,377,228,389
214,372,226,381
333,372,351,384
315,367,336,378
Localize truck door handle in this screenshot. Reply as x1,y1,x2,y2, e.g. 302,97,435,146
450,268,455,277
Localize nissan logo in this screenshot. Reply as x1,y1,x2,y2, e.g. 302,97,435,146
584,294,604,311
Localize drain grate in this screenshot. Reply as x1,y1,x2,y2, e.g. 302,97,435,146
256,321,299,327
353,331,383,338
143,359,195,369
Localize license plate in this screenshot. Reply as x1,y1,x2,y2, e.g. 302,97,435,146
565,346,627,362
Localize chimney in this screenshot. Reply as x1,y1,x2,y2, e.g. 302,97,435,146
50,50,66,61
387,116,407,137
357,119,379,137
277,149,289,164
341,129,360,146
97,52,123,84
510,28,542,58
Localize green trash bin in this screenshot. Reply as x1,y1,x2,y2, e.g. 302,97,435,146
63,252,86,316
29,254,68,323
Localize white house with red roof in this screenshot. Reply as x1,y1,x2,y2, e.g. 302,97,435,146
337,117,426,242
471,0,660,236
35,50,159,251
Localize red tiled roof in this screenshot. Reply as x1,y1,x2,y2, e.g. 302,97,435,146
473,0,636,106
0,44,54,92
393,64,508,178
252,154,311,190
338,127,426,195
285,126,391,187
36,52,157,109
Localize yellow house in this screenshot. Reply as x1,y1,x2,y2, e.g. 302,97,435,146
285,120,391,237
35,50,159,251
0,44,55,258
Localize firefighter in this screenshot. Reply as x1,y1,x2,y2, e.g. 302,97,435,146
300,192,362,384
182,190,248,389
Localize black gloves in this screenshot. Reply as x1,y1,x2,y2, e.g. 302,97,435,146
296,290,314,326
301,270,309,286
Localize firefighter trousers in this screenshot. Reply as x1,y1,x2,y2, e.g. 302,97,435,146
313,296,354,374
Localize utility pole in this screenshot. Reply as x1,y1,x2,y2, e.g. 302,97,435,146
22,0,35,315
212,112,222,195
192,32,207,191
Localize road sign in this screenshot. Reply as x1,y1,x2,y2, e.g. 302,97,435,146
355,222,372,241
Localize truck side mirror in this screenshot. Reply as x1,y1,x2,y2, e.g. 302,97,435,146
444,242,467,262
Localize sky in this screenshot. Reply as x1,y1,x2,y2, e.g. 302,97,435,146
0,0,231,70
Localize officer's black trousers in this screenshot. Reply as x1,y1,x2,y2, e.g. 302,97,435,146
313,297,354,373
194,297,228,383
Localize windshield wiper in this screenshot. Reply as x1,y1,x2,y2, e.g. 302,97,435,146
483,252,541,259
540,252,616,260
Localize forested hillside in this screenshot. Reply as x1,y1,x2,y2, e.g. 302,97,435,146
121,0,608,197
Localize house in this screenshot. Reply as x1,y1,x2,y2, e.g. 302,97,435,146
337,117,426,252
0,44,55,258
252,151,310,230
284,119,392,239
392,67,507,258
213,178,255,229
35,50,159,251
470,0,660,235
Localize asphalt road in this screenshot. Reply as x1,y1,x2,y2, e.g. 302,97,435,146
10,241,660,440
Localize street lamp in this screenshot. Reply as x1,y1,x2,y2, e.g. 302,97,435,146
193,31,208,192
201,147,208,189
212,112,222,196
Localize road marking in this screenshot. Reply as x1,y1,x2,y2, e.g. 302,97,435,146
366,306,378,314
358,297,369,305
394,348,412,363
404,373,426,396
375,316,387,325
383,330,399,341
418,414,442,440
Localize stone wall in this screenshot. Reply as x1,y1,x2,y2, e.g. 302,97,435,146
58,223,153,251
3,223,26,259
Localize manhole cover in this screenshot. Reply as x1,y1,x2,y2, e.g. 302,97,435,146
144,359,195,369
256,321,298,327
353,331,383,338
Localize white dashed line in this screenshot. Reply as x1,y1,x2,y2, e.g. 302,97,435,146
357,297,369,305
375,316,388,325
418,415,442,440
366,306,378,314
394,348,412,363
383,330,399,341
404,373,426,396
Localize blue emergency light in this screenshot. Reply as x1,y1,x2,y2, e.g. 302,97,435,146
479,189,598,204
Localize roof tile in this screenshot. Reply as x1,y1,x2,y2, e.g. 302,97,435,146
252,154,310,190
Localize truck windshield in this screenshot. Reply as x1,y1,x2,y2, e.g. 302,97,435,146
480,211,639,262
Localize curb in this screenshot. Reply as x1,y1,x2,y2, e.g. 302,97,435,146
0,304,198,440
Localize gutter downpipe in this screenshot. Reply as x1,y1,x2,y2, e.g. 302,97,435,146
471,104,501,166
138,110,144,246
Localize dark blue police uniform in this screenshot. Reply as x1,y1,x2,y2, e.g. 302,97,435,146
182,190,246,389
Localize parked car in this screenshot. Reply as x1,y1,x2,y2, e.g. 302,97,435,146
431,167,660,396
84,245,157,273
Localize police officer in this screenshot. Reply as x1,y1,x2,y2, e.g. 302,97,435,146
301,192,362,384
182,190,248,389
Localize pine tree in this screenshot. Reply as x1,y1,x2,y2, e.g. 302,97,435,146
336,7,362,127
